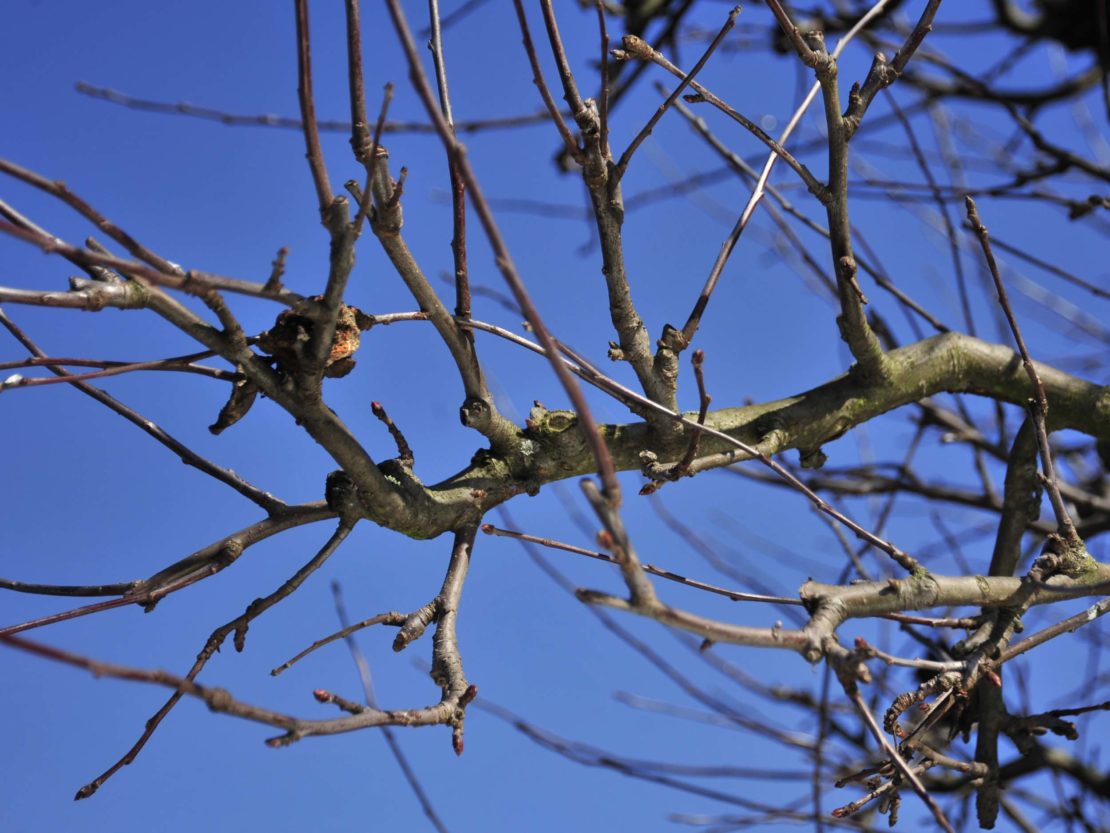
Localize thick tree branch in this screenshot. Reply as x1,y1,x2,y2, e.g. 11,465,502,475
409,332,1108,541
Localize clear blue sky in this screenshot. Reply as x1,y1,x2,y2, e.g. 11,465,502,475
2,2,1106,832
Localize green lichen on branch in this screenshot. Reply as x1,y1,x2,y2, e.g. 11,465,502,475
336,332,1108,541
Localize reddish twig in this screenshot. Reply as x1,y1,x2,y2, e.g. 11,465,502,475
371,401,415,465
673,349,712,476
343,0,370,162
0,158,180,275
426,0,471,325
510,0,580,161
537,0,586,127
294,0,334,214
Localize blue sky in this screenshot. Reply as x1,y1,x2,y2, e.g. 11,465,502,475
2,2,1107,831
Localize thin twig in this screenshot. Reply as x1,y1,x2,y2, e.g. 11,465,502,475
427,0,454,125
965,196,1080,546
264,246,289,293
581,479,657,607
998,596,1110,664
371,401,415,464
294,0,334,214
615,34,827,202
0,158,181,275
0,504,333,639
426,0,471,325
0,578,136,597
984,232,1110,301
0,219,300,303
0,309,282,512
510,0,579,160
593,0,609,156
537,0,586,123
845,688,956,833
73,521,351,798
74,82,557,135
883,90,974,335
841,0,947,139
0,352,234,390
673,349,711,477
272,611,407,676
344,0,370,162
664,90,949,334
331,583,450,833
480,523,801,606
676,0,896,348
613,7,740,180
